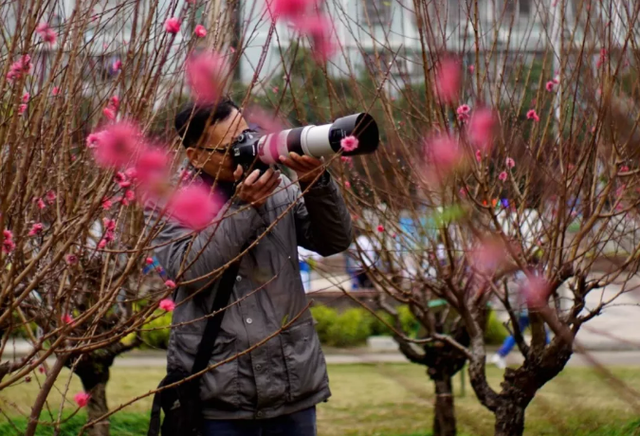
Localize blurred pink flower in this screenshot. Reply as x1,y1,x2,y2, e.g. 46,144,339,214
18,104,27,115
456,104,470,115
545,81,555,92
109,96,120,111
475,149,482,162
22,92,30,103
498,171,507,182
145,257,154,265
467,108,496,151
620,165,629,173
2,230,15,254
36,198,46,209
114,172,131,188
270,0,314,19
506,157,515,168
28,223,44,236
6,55,32,82
294,15,336,62
596,48,607,68
423,134,463,183
194,24,207,37
471,239,506,276
98,239,107,249
89,122,146,168
377,225,385,233
527,109,540,122
46,190,56,204
65,254,79,265
165,17,181,34
135,147,169,186
62,314,74,325
168,184,222,230
112,59,122,71
468,65,475,73
524,275,552,309
103,107,116,120
433,57,461,104
74,392,90,408
344,181,351,188
102,198,113,210
272,86,279,93
185,52,229,104
52,86,60,96
103,218,116,231
159,298,176,311
36,23,57,44
124,189,135,202
340,136,359,152
165,280,176,289
340,156,353,166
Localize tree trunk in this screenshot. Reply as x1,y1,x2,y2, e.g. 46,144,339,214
494,401,526,436
433,374,456,436
77,365,111,436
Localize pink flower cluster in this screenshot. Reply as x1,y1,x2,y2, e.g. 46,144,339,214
194,24,207,38
6,54,33,82
456,104,470,122
2,230,15,254
433,58,461,104
165,17,181,34
98,218,117,249
185,52,230,104
527,109,540,122
159,298,176,312
168,184,222,230
103,95,120,120
74,392,91,408
28,223,44,236
36,22,57,44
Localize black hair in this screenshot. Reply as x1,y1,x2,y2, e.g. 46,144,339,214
174,98,240,148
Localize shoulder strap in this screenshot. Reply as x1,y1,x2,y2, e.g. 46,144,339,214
191,262,241,375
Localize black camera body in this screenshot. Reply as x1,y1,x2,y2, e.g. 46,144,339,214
230,113,379,175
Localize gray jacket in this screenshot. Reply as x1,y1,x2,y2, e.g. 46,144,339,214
145,172,352,420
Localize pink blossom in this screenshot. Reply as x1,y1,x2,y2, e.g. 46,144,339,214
272,86,279,93
456,104,470,115
475,149,482,162
185,52,230,104
102,198,113,210
6,55,32,82
22,92,30,103
89,122,146,168
527,109,540,122
270,0,314,19
74,392,91,408
159,298,176,312
109,96,120,111
103,107,116,120
28,223,44,236
164,17,181,34
459,187,467,197
344,181,351,188
168,184,223,230
340,135,359,152
145,257,154,265
114,172,131,188
52,86,60,96
467,108,496,151
103,218,116,232
38,366,45,374
124,190,135,201
545,81,556,92
112,59,122,71
468,65,475,73
18,104,27,115
36,198,46,209
25,376,31,383
433,57,461,104
377,225,385,233
194,24,207,38
340,156,353,167
46,190,56,204
135,147,169,186
423,134,463,183
62,314,74,325
472,239,506,276
65,254,79,265
505,157,515,168
498,171,508,182
165,279,177,289
597,48,607,68
98,239,107,249
293,15,336,63
524,275,552,309
620,165,629,173
2,230,15,254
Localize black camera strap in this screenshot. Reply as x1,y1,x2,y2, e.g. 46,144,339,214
192,261,241,376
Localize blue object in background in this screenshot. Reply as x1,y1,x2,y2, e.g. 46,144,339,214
299,260,311,292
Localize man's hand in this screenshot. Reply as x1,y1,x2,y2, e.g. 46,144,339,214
279,152,324,185
235,166,280,208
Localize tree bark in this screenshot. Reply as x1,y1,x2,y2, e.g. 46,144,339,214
494,401,526,436
76,362,111,436
433,374,456,436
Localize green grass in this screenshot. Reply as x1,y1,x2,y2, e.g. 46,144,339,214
0,364,639,435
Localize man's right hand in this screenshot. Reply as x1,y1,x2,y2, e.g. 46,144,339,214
235,166,281,208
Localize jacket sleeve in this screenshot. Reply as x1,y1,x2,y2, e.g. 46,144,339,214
291,173,354,256
145,201,262,290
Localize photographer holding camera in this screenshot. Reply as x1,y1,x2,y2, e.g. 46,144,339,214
146,99,358,436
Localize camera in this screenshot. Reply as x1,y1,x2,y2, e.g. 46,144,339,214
231,113,379,173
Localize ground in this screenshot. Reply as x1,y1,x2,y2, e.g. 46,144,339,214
0,364,639,435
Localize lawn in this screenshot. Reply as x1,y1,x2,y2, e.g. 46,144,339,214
0,363,639,435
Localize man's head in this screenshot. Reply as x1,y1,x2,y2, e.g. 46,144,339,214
175,98,249,181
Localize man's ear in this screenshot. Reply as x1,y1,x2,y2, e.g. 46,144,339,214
185,147,203,169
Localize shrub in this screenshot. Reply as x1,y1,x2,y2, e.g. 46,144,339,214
311,306,372,347
484,309,509,345
310,305,339,345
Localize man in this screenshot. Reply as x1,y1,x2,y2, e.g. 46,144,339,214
146,99,353,435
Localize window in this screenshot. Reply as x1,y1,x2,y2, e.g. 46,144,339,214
363,0,392,27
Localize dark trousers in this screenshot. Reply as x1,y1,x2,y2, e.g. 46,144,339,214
202,407,316,436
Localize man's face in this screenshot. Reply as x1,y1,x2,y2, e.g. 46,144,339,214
186,108,249,182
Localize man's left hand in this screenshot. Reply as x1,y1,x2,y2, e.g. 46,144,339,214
279,152,324,185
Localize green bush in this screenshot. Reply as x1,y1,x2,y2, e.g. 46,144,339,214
122,311,172,350
310,306,372,347
484,309,509,345
309,305,339,345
